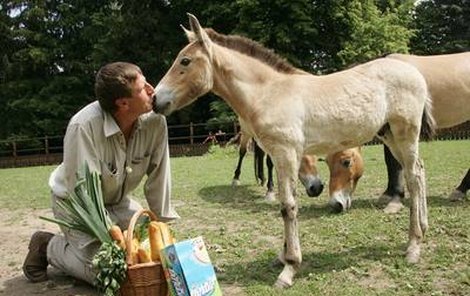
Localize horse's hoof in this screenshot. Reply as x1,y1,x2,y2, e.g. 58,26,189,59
406,247,420,264
378,193,393,204
274,277,292,289
383,197,404,214
231,179,241,187
265,191,276,202
448,189,465,202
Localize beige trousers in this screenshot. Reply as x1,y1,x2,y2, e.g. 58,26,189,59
47,194,143,285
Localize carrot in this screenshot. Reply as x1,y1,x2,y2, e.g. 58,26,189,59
109,225,126,250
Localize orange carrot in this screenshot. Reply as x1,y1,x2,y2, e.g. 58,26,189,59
109,225,126,250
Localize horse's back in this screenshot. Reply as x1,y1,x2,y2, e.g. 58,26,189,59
387,52,470,128
301,58,428,155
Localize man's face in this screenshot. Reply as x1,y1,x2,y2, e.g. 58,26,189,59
126,74,155,116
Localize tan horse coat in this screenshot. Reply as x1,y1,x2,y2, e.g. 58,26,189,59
154,14,435,288
388,52,470,128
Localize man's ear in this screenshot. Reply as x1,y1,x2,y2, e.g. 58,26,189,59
115,98,129,110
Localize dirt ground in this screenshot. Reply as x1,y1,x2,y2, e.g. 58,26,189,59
0,209,98,295
0,209,243,296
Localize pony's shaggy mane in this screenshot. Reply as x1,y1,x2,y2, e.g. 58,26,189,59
205,28,303,74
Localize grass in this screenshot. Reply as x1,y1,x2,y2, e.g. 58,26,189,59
0,140,469,295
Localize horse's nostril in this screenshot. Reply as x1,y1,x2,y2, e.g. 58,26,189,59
330,202,343,213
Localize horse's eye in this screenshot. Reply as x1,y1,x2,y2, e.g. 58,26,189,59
180,57,191,66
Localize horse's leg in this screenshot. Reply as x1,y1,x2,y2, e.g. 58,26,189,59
254,140,266,185
382,128,427,264
382,145,406,214
272,149,301,288
232,135,249,186
265,155,276,202
449,168,470,201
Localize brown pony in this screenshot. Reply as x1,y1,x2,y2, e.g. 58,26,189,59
231,129,324,202
153,14,434,288
324,147,364,212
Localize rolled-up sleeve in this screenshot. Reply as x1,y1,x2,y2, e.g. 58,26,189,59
143,118,179,221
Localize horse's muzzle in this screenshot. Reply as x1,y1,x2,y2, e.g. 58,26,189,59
306,180,324,197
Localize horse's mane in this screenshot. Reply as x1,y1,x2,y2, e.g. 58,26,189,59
205,28,303,74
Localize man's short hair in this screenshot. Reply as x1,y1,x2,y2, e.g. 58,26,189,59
95,62,142,113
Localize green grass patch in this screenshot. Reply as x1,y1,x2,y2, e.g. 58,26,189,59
1,140,469,295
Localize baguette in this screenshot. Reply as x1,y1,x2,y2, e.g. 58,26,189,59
148,222,164,261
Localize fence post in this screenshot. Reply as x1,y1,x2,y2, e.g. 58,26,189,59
45,136,49,155
189,122,194,145
12,140,17,157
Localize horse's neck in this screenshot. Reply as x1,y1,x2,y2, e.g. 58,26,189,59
211,46,283,120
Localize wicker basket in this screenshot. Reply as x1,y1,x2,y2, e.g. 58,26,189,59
119,209,168,296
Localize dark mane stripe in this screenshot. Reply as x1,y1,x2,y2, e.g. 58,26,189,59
205,28,302,74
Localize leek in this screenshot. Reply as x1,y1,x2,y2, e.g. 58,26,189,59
40,162,126,296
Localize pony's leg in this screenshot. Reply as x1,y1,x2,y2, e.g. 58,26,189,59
449,168,470,201
273,149,301,288
383,132,427,264
254,141,266,185
382,145,406,214
232,136,249,186
265,155,276,202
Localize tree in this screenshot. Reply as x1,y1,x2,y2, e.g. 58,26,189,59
411,0,470,54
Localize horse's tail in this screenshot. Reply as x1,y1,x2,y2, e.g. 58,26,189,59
421,96,436,141
253,140,265,185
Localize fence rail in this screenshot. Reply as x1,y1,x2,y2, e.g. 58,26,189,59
0,120,468,168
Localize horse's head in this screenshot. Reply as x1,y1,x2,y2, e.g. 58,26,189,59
153,13,214,116
298,155,324,197
325,147,364,213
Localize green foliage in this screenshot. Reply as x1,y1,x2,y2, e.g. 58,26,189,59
93,241,127,296
0,0,467,139
411,0,470,54
336,0,414,66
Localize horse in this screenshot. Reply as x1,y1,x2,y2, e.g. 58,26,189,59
231,129,324,202
324,147,364,212
381,52,470,213
153,14,435,288
231,134,363,214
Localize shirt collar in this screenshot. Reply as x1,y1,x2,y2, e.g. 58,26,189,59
103,109,144,138
103,111,121,138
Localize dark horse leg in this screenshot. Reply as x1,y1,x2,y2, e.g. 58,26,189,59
449,168,470,201
265,154,276,201
254,140,276,201
382,145,406,213
254,140,266,185
232,139,248,186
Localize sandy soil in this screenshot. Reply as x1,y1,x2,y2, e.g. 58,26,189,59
0,209,243,296
0,209,98,295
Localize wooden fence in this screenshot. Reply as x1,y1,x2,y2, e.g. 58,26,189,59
0,121,468,169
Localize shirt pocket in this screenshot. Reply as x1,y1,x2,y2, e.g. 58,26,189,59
128,152,151,183
100,160,123,204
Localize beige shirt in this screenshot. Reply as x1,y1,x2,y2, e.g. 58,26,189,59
49,101,178,220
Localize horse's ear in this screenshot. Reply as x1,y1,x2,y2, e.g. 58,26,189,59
181,24,196,42
187,13,212,57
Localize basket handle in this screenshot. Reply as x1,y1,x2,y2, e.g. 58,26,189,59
125,209,158,266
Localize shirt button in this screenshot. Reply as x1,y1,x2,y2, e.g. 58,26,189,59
126,166,133,174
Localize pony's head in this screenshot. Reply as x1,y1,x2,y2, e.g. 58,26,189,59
325,147,364,213
153,13,214,115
